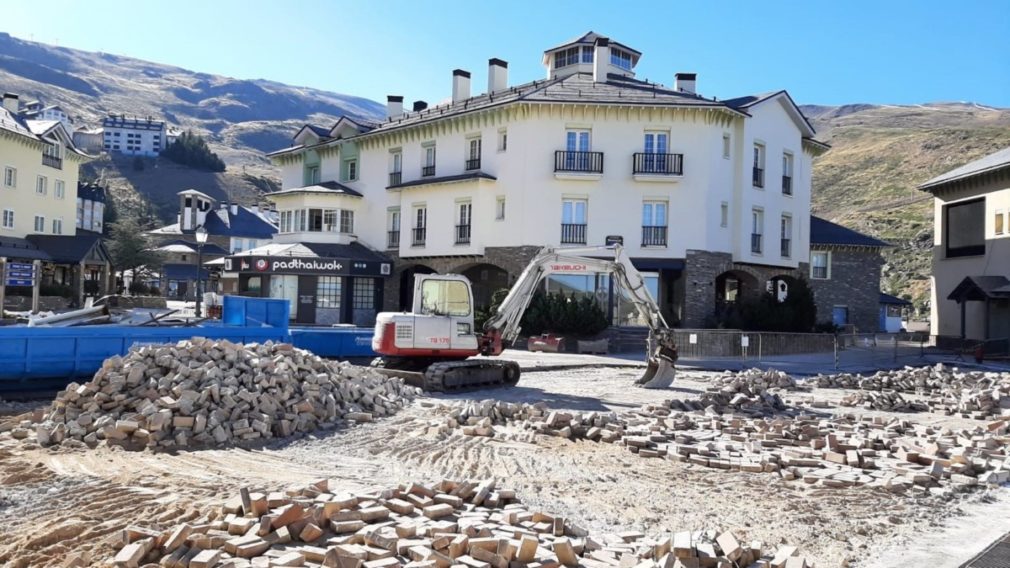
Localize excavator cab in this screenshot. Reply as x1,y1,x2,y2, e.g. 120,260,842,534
373,274,480,358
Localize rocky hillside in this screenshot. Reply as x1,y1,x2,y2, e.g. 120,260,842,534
803,102,1010,316
0,32,382,219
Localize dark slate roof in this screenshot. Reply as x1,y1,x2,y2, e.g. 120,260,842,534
544,31,641,57
267,180,363,197
200,206,277,239
306,124,331,138
810,216,890,248
77,182,106,202
947,275,1010,301
387,172,496,190
919,146,1010,192
300,242,392,262
879,292,912,306
26,233,107,263
0,236,49,260
162,263,211,281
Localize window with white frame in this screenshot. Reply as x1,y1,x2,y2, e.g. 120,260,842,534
561,198,588,244
247,239,257,250
564,129,591,170
295,209,307,232
34,215,45,233
751,208,764,254
52,218,62,235
422,143,436,174
414,206,427,229
388,208,400,231
782,152,794,195
642,201,668,247
811,251,830,279
231,237,244,253
722,134,731,159
752,143,765,188
55,180,65,199
610,48,633,70
466,137,481,169
996,209,1005,235
279,210,292,233
344,159,358,182
340,210,354,233
3,166,15,188
36,175,47,195
391,150,402,173
780,215,792,258
2,209,14,229
554,46,581,68
495,196,505,220
720,202,729,228
497,128,507,152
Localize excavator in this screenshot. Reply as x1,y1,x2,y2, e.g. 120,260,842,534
371,245,678,391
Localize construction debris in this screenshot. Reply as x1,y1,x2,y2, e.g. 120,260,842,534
837,390,928,412
22,339,420,450
109,478,815,568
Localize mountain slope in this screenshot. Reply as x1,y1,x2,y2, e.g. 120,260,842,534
803,102,1010,315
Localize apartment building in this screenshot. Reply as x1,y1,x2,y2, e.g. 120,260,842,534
920,147,1010,345
264,33,876,328
101,115,166,156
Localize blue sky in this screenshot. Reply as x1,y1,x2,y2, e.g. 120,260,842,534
3,0,1008,107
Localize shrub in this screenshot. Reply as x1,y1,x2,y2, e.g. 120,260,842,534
40,283,74,298
161,131,226,172
725,277,819,333
474,288,609,337
128,282,150,295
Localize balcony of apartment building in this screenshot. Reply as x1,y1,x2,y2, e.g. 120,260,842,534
560,223,587,245
455,223,471,245
782,174,792,196
641,225,668,247
42,153,62,170
752,167,765,188
387,229,400,249
632,152,683,182
554,150,603,180
412,227,426,247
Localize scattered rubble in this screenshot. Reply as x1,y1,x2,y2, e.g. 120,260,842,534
837,390,928,412
107,478,816,568
18,339,420,450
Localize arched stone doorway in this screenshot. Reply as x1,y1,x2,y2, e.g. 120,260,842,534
455,263,510,311
714,269,759,321
398,264,436,310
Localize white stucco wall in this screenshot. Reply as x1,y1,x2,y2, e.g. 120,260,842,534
0,134,80,239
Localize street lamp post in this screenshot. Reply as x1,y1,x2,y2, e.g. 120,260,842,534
194,226,208,318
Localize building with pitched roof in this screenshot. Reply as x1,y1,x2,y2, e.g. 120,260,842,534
919,147,1010,346
262,33,909,330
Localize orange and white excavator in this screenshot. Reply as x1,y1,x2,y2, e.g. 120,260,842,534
371,245,678,391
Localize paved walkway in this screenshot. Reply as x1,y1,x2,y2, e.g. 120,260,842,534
961,532,1010,568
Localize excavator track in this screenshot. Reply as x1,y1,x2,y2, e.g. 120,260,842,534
370,357,521,393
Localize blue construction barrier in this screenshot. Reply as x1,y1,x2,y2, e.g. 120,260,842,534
290,327,376,359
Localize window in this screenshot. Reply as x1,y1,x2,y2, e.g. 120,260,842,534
944,198,985,257
420,279,471,317
352,278,375,310
2,209,14,229
581,46,594,63
55,180,65,199
782,153,794,195
495,196,506,221
388,209,400,231
456,201,472,244
3,166,15,188
554,46,581,68
498,128,508,152
751,208,764,254
340,210,354,233
247,239,257,251
309,208,325,231
722,134,731,159
561,198,587,244
752,143,765,188
345,159,358,182
644,132,668,154
564,129,591,170
610,48,633,70
642,201,667,247
780,215,792,258
391,151,402,173
423,143,436,176
996,210,1005,235
811,251,830,279
295,209,307,232
279,210,292,233
34,215,45,233
52,218,62,235
466,137,481,169
306,165,320,185
231,237,244,253
415,207,427,229
36,175,47,195
720,202,729,228
317,276,342,310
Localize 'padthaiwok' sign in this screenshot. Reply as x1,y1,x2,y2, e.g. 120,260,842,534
226,256,391,277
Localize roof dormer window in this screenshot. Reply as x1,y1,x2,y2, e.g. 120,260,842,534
611,48,633,71
554,47,580,68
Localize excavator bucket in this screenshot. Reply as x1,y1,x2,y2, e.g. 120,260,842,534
634,330,678,389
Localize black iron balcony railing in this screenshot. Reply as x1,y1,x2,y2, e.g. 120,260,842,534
780,238,791,258
560,223,587,244
554,151,603,174
412,227,426,246
632,153,684,175
752,167,764,188
465,158,481,171
421,165,436,177
782,175,792,195
641,225,668,247
455,224,471,244
751,233,763,254
42,154,62,169
389,172,402,186
387,230,400,249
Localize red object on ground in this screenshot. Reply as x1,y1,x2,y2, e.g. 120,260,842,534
528,334,565,353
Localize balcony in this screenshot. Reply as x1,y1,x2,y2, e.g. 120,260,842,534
412,227,426,247
387,230,400,249
560,223,587,245
455,224,471,245
421,165,436,177
389,172,402,186
641,225,668,247
782,175,792,195
780,238,791,258
752,167,764,188
465,158,481,171
632,153,683,176
751,233,763,254
42,154,62,170
554,151,603,175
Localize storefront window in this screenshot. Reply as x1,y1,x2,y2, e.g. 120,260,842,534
546,274,609,306
318,276,342,309
246,276,261,294
353,278,376,309
269,275,299,320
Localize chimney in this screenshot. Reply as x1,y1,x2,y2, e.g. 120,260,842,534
488,58,508,93
230,202,239,215
2,92,19,114
452,69,471,103
386,95,403,119
593,38,610,83
675,73,697,95
412,100,428,112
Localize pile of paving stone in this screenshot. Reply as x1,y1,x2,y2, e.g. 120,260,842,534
18,339,420,450
106,478,816,568
439,400,626,441
837,390,928,412
711,368,800,391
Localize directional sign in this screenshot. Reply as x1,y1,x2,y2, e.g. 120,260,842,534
4,279,32,287
4,262,36,287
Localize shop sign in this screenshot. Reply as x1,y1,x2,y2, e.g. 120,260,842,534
231,256,391,277
4,262,36,287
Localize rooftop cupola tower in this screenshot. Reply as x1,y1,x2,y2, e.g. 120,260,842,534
542,31,641,81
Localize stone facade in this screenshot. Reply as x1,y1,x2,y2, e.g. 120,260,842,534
808,246,884,332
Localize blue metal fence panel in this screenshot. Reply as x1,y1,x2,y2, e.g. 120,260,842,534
290,327,376,358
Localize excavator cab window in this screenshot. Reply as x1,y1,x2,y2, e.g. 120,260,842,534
420,279,471,317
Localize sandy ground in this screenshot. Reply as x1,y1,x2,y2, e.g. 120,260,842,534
0,365,1007,567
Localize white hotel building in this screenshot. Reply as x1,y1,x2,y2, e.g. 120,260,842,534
264,33,832,327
